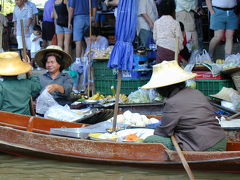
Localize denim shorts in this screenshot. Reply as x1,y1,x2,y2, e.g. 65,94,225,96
73,15,90,41
55,24,72,34
210,7,238,30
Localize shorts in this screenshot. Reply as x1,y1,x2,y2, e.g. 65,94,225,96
16,36,31,50
42,21,55,41
210,7,238,30
55,24,72,34
73,15,90,42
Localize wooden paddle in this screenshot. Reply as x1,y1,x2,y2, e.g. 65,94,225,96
171,36,195,180
20,20,35,116
171,135,195,180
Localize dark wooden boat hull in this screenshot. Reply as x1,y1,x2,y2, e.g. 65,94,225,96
0,111,240,170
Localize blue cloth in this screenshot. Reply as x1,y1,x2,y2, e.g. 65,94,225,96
26,1,38,15
55,24,72,34
108,0,137,71
43,0,55,22
73,15,90,41
68,0,97,16
210,7,238,30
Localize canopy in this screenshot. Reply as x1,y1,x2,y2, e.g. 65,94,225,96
108,0,137,70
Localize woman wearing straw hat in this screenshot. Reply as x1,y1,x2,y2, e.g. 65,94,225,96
35,45,73,105
142,60,227,151
0,52,41,115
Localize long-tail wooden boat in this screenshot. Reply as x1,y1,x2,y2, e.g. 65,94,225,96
0,111,240,171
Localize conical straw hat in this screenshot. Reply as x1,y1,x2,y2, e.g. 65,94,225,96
142,60,196,89
35,45,73,69
210,87,239,102
0,52,31,76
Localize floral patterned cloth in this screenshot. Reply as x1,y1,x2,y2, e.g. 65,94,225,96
153,15,183,52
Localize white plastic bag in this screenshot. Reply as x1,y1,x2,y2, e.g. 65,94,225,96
44,104,85,122
230,92,240,110
36,89,58,114
195,49,212,64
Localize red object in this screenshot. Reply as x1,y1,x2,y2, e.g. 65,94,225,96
193,71,223,80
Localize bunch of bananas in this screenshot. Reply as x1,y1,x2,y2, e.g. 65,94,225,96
88,93,105,100
119,94,128,103
105,94,128,103
216,59,224,64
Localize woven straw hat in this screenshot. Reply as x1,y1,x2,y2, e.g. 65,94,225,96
0,52,31,76
142,60,196,89
210,87,239,102
35,45,72,69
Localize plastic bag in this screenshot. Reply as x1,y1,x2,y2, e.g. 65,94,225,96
128,89,150,103
36,89,58,114
223,53,240,70
149,89,164,102
195,49,212,64
70,59,84,74
188,49,201,64
230,92,240,110
44,104,85,122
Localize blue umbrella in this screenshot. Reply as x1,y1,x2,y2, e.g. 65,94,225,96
108,0,137,70
108,0,137,131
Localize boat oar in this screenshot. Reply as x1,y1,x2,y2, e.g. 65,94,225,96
171,135,195,180
227,112,240,120
20,20,35,116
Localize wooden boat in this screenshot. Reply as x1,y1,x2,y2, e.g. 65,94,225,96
0,111,240,171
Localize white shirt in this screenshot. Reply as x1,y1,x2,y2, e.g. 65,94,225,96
30,33,42,54
175,0,197,12
137,0,158,34
212,0,237,8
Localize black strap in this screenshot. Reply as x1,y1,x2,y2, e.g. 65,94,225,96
212,6,235,11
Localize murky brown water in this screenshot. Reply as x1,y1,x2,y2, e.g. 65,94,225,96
0,153,240,180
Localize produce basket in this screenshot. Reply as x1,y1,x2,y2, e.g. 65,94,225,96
196,79,235,96
92,60,116,80
95,79,116,95
231,71,240,91
120,78,150,95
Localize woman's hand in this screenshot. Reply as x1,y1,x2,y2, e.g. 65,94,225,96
46,84,65,94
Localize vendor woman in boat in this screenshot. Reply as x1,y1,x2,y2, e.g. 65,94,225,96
35,45,73,105
142,60,227,151
0,52,41,115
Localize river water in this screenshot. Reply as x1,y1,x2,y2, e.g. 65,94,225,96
0,154,240,180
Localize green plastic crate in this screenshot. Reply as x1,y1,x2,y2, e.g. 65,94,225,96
196,79,235,96
92,61,116,80
94,78,150,96
120,78,150,95
95,79,116,95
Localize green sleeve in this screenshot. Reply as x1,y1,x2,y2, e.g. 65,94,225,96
29,75,42,98
0,83,2,109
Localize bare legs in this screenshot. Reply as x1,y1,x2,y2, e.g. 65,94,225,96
225,30,235,57
57,33,72,54
209,29,235,59
64,33,72,54
75,41,83,58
